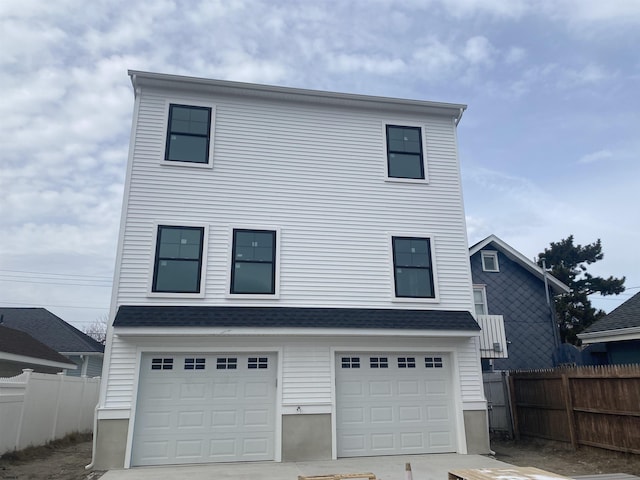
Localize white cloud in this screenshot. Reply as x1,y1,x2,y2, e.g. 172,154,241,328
578,149,614,164
463,36,495,66
505,46,526,64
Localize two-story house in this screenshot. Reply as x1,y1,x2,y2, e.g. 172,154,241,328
93,71,489,469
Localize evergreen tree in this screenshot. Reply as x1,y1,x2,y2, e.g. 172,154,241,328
537,235,625,345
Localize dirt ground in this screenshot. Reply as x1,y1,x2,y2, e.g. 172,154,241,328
490,437,640,477
1,435,639,479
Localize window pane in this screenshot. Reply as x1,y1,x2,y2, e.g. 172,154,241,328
170,106,209,135
234,231,274,261
388,153,423,179
167,134,208,163
155,259,200,292
395,267,433,298
232,262,274,294
394,238,430,267
158,227,202,260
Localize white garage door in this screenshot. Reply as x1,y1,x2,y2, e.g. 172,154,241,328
336,353,456,457
131,353,276,466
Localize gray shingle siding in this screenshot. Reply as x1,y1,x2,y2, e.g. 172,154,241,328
471,250,557,370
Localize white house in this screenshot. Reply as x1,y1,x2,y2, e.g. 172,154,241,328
93,71,489,469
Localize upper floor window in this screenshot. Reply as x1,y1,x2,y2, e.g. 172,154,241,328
230,229,276,295
392,237,435,298
481,251,499,272
386,125,425,180
165,104,212,164
473,285,487,316
152,225,204,293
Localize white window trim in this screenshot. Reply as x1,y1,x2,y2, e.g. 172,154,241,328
472,284,488,316
388,233,440,303
226,226,281,299
481,250,499,272
382,120,429,184
161,98,217,169
147,221,209,298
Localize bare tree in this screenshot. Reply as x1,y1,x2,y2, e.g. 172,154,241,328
84,314,108,344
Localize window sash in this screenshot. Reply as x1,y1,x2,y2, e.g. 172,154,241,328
153,226,204,293
165,104,211,164
386,125,424,179
392,236,435,298
230,229,276,294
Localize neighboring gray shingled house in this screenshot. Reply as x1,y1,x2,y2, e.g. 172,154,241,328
578,291,640,365
0,308,104,377
0,325,76,377
469,235,570,371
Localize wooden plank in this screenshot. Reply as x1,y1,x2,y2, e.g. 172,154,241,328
562,373,578,449
298,473,376,480
449,467,571,480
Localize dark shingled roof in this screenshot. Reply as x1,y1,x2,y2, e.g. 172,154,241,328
582,291,640,333
0,325,76,366
113,306,479,331
0,308,104,354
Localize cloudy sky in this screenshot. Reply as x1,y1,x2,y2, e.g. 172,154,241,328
1,0,639,330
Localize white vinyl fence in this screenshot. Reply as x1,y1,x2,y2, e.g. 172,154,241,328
0,369,100,454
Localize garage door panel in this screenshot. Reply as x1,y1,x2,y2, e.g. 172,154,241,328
132,353,276,466
336,352,456,457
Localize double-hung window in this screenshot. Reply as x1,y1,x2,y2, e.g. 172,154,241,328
165,104,212,164
152,225,204,293
473,285,488,315
230,229,276,295
392,237,435,298
386,125,425,179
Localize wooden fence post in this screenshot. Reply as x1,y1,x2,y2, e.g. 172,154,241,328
508,373,520,440
561,371,578,450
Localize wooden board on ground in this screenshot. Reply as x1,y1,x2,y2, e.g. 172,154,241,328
298,474,376,480
449,467,571,480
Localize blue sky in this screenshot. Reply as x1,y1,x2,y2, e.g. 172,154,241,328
1,0,639,329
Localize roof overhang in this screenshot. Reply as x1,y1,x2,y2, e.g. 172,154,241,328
128,70,467,122
469,234,570,295
0,352,77,370
115,327,479,338
578,326,640,344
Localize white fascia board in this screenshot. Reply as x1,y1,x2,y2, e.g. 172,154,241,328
469,234,570,294
114,327,480,338
128,70,466,120
578,326,640,344
0,352,77,370
59,351,104,356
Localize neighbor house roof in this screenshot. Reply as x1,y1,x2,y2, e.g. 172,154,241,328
113,306,479,332
469,234,570,295
0,325,77,370
0,308,104,355
579,291,640,344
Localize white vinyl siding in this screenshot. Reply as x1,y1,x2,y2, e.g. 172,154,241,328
115,89,472,311
102,335,483,411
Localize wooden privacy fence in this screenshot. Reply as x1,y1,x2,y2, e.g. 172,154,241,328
0,369,100,454
509,364,640,454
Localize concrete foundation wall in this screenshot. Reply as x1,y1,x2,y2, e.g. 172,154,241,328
463,410,491,454
282,414,332,461
94,419,128,470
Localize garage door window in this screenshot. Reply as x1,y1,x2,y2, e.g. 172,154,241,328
216,357,237,369
184,358,206,370
398,357,416,368
341,357,360,368
370,357,388,368
248,357,269,369
151,358,174,370
425,356,444,368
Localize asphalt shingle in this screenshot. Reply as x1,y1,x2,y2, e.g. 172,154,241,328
582,291,640,333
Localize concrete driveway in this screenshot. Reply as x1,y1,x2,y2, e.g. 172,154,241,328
99,453,511,480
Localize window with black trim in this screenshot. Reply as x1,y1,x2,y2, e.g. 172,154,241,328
153,225,204,293
386,125,424,179
231,229,276,294
184,358,206,370
392,237,435,298
216,357,237,370
165,104,212,164
398,357,416,368
341,357,360,368
151,358,173,370
425,356,443,368
370,357,388,368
